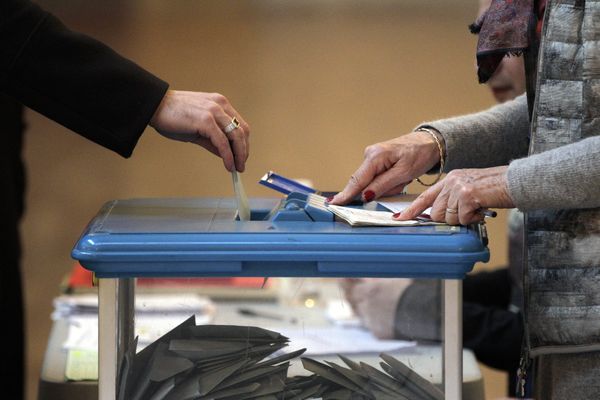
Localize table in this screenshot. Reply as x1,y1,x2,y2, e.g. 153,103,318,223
39,301,485,400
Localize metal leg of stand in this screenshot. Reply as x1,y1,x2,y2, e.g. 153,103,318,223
443,279,463,400
117,278,135,365
99,278,135,400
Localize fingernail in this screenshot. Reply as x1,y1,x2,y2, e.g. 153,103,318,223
392,212,401,218
363,190,375,202
420,213,430,219
325,196,334,203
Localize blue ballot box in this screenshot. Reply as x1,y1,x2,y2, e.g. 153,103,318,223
72,196,490,400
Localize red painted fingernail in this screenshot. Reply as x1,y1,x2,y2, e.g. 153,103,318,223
363,190,375,202
420,213,430,219
325,196,334,203
392,212,401,218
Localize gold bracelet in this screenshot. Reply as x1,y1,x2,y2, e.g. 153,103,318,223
415,127,445,187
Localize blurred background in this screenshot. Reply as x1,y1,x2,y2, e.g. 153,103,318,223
22,0,509,398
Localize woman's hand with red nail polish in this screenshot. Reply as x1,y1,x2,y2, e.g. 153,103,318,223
363,190,375,202
396,166,514,225
328,132,440,205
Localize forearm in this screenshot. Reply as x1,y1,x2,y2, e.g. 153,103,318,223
394,280,442,342
507,136,600,210
0,0,168,158
422,94,530,171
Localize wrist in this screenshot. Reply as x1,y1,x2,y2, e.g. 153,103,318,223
150,90,172,129
414,126,446,186
499,166,516,208
412,129,436,151
414,126,445,164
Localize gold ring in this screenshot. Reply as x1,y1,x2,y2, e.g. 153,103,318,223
446,207,458,214
223,117,240,134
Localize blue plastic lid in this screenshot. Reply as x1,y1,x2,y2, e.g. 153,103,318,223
72,198,489,278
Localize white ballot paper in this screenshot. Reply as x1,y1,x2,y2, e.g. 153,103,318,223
232,170,250,221
327,204,441,227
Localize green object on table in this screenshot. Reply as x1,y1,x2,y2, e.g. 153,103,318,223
65,349,98,381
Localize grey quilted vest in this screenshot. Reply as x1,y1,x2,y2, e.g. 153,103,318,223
526,0,600,357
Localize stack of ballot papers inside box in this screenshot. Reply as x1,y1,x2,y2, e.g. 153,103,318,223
119,316,306,400
289,353,445,400
119,316,442,400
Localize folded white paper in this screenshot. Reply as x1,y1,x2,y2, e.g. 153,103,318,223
327,204,440,227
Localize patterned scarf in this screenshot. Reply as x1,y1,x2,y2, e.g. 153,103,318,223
470,0,545,83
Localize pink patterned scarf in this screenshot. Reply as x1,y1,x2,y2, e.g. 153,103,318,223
470,0,546,83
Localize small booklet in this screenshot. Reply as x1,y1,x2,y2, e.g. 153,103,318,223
307,193,439,227
326,203,439,227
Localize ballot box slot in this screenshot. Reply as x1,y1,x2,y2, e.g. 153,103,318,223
234,208,274,222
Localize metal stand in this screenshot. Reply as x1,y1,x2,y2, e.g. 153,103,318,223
443,279,463,400
98,279,134,400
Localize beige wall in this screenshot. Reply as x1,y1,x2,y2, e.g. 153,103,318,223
22,1,508,398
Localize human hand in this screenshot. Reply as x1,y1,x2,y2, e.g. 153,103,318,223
328,131,440,205
340,278,413,339
150,90,250,172
395,165,514,225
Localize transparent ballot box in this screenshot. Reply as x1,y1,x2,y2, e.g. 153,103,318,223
71,197,489,400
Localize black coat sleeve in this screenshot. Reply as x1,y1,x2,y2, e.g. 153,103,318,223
0,0,169,157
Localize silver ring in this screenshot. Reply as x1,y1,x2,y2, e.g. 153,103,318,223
446,207,458,214
223,117,240,134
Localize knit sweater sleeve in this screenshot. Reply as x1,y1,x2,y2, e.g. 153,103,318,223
421,94,530,171
507,136,600,210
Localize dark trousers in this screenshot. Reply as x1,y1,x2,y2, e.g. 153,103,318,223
0,92,26,400
463,268,523,394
